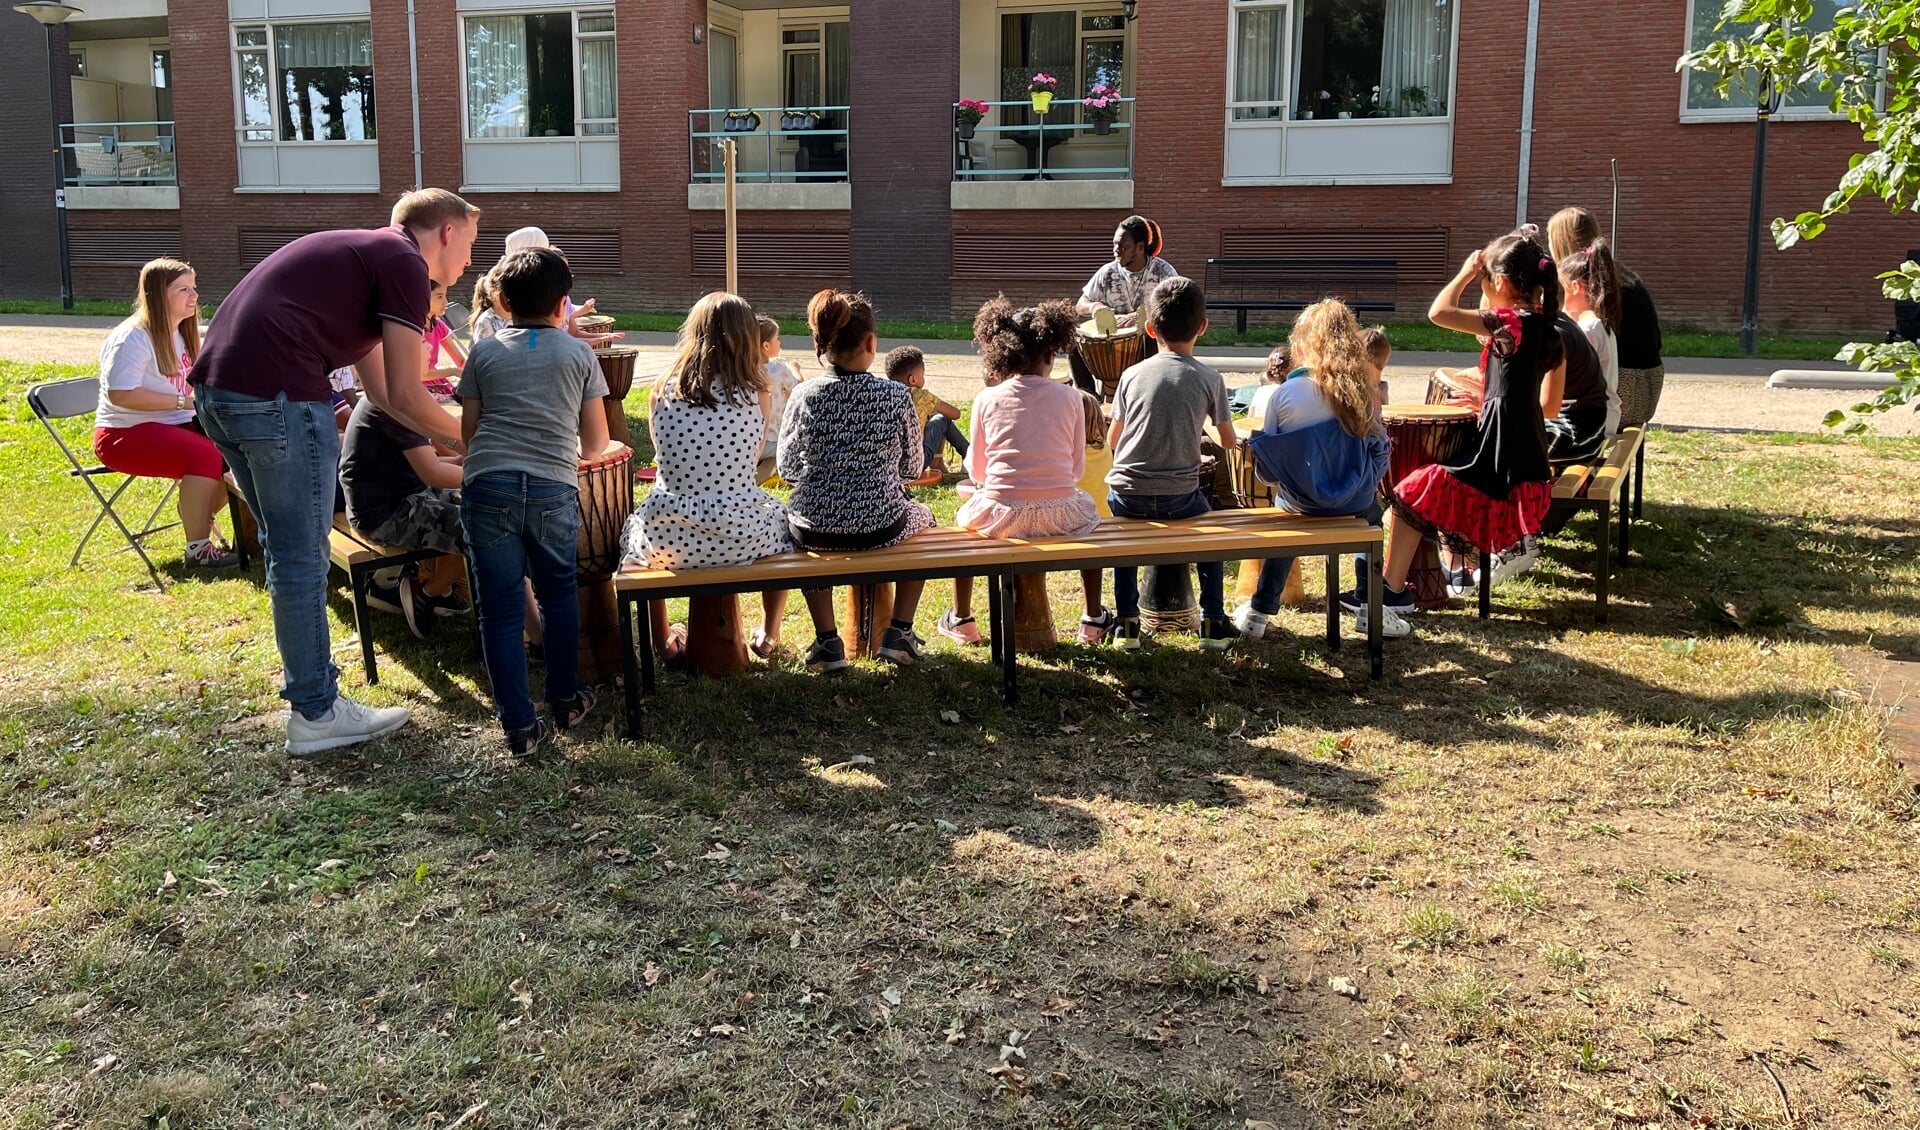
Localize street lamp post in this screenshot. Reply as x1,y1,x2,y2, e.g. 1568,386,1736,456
1739,72,1783,356
14,2,83,312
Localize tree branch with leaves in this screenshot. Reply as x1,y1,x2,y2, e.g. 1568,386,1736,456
1680,0,1920,432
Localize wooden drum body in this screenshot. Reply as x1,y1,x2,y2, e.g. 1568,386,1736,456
1073,328,1144,402
575,442,634,683
1382,406,1475,611
594,346,639,447
1140,565,1197,634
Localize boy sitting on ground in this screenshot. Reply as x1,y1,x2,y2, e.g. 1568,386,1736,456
884,345,967,480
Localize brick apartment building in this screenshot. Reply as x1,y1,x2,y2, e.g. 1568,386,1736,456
0,0,1908,333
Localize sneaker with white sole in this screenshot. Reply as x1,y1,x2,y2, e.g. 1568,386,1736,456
1338,584,1418,615
1444,567,1479,599
1230,602,1270,640
877,625,926,665
364,576,405,616
1077,608,1116,645
937,609,983,646
286,695,411,757
1198,617,1242,651
184,540,241,569
1111,618,1143,651
1490,545,1540,583
1354,603,1412,639
805,635,849,673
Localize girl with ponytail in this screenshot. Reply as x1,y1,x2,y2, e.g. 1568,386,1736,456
776,288,937,671
1069,214,1179,395
1558,239,1622,443
1340,229,1564,636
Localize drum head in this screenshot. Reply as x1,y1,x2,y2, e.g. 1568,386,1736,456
1383,404,1475,423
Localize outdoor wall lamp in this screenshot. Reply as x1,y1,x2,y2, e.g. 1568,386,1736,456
1122,0,1138,22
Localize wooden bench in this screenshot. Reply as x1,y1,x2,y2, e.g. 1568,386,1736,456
327,517,449,685
1470,427,1644,623
612,512,1386,736
1203,257,1397,334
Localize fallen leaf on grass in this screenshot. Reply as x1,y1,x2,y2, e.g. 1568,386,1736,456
1329,976,1361,1000
1247,1122,1283,1130
881,986,903,1007
940,710,961,724
1256,975,1271,996
1040,996,1077,1020
159,871,177,893
701,843,732,862
315,858,346,872
85,1054,118,1080
944,1017,968,1044
706,1023,737,1038
509,978,533,1012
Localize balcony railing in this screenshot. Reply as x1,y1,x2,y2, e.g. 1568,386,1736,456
62,121,177,187
688,106,851,184
953,98,1133,181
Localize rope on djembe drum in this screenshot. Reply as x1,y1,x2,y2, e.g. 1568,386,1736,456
575,451,634,582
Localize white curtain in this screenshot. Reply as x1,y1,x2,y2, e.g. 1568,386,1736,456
1234,7,1287,120
274,22,373,140
466,16,529,138
1379,0,1449,116
581,39,616,133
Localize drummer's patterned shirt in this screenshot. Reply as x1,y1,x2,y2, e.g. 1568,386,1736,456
1080,256,1178,316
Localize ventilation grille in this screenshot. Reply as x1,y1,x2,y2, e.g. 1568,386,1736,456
69,227,184,267
1220,229,1450,281
473,230,623,274
691,231,851,276
240,228,319,270
953,232,1111,280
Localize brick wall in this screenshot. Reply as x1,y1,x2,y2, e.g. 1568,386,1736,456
0,15,73,302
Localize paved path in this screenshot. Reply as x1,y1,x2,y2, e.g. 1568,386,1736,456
3,317,1899,437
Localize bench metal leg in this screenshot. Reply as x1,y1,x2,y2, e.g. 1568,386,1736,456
1368,545,1383,677
1633,441,1645,519
638,599,657,693
985,573,1002,667
1324,553,1340,651
1617,489,1631,566
350,563,379,685
1236,308,1248,335
1478,550,1492,619
999,571,1019,706
619,594,643,739
1595,503,1612,624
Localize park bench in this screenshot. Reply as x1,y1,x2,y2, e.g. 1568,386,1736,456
1203,257,1397,334
326,517,454,685
1468,426,1644,623
612,511,1385,736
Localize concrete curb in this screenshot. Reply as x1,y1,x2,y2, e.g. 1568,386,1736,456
1767,368,1898,391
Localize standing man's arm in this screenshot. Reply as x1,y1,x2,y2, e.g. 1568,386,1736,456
357,321,462,451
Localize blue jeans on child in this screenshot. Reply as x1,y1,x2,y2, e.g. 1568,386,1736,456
462,471,581,734
924,416,968,466
1248,501,1386,616
194,386,342,720
1108,488,1225,623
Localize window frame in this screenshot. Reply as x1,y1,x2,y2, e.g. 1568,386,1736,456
230,18,377,147
1220,0,1461,187
457,5,619,142
994,2,1132,128
1678,0,1853,124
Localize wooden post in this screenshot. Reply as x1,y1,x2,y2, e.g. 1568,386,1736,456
724,139,739,296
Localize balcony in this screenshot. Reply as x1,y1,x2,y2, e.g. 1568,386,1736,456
687,106,851,211
62,121,178,210
951,98,1133,211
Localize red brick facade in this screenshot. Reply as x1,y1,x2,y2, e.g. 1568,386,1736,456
12,1,1913,335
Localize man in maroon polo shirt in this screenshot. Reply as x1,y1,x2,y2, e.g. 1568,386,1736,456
191,188,479,757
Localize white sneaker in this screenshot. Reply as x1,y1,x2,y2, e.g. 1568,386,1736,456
1230,602,1269,640
287,695,411,757
1354,604,1412,639
1490,544,1540,583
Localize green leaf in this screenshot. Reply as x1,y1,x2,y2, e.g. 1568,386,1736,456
1822,409,1846,427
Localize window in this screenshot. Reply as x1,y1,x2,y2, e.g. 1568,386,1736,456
68,51,86,78
1682,0,1847,121
779,21,848,113
1229,0,1450,122
152,50,174,127
233,22,374,142
463,9,616,139
1000,9,1129,129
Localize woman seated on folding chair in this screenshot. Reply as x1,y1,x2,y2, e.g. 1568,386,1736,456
93,258,239,569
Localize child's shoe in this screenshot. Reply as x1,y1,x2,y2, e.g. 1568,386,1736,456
507,716,552,760
1355,604,1412,639
877,625,926,665
1230,602,1269,640
1111,617,1143,651
937,610,983,645
805,634,849,673
1077,608,1116,644
1198,617,1241,651
1338,583,1418,614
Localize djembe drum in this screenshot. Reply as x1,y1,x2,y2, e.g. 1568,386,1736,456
594,346,639,447
1073,327,1144,402
841,583,895,661
1226,429,1310,611
1013,574,1057,652
575,442,634,684
1382,405,1475,611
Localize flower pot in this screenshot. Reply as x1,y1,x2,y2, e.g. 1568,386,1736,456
1337,111,1352,119
1301,111,1314,120
1031,91,1053,114
1093,119,1112,136
958,121,976,140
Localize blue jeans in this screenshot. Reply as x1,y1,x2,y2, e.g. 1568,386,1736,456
1249,501,1385,616
924,416,968,465
1108,488,1225,622
462,472,581,734
194,387,341,719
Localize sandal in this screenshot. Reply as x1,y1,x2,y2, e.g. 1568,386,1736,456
507,716,552,760
751,629,780,659
660,623,689,664
554,686,597,731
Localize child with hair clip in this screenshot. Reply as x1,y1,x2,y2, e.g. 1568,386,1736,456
1559,239,1622,441
470,272,506,343
778,289,937,670
623,293,793,658
1340,230,1565,636
1234,300,1391,639
423,280,466,377
938,297,1111,646
1361,326,1392,412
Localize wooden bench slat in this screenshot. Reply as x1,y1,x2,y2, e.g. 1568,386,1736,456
1551,464,1594,500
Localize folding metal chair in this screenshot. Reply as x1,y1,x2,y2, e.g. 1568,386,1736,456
28,376,183,588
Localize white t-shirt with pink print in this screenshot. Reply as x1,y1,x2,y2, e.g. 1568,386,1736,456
95,315,193,430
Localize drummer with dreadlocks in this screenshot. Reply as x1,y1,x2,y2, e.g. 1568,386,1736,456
1069,215,1178,396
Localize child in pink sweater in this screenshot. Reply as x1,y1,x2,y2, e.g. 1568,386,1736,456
939,297,1108,644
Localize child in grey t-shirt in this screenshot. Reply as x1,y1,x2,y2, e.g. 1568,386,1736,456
1102,276,1240,651
456,247,610,758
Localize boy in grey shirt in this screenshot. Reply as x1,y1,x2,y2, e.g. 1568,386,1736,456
457,247,610,757
1104,276,1239,650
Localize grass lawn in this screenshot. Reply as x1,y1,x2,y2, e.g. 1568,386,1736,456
2,356,1918,1128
